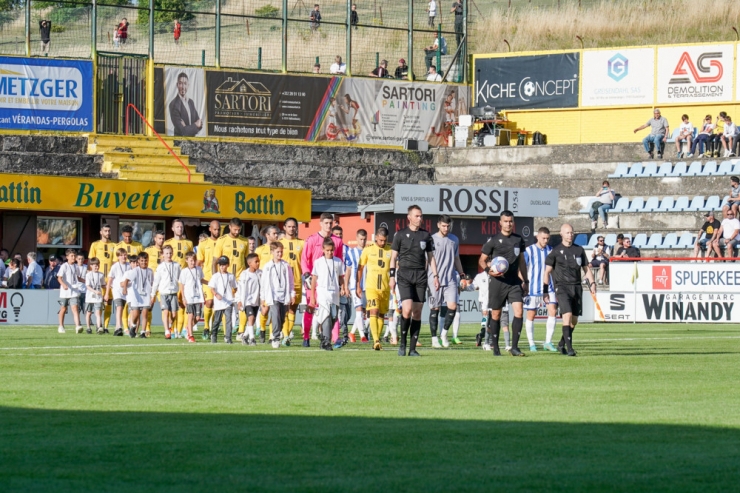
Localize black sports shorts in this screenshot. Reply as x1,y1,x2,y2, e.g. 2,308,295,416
487,277,523,310
555,284,583,317
397,268,428,303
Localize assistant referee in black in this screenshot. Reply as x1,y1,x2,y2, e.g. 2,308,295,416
390,204,439,357
543,223,597,356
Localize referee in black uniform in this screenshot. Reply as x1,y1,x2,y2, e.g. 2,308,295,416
478,210,529,356
543,223,596,356
390,205,439,357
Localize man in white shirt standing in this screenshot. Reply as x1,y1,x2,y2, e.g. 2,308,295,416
426,65,442,82
330,55,347,75
712,209,740,259
427,0,436,26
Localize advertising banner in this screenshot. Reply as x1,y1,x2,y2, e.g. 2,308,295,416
374,212,535,246
164,67,207,137
656,44,735,103
609,262,740,294
596,291,739,323
581,48,655,107
0,57,92,131
393,184,559,218
0,172,311,222
311,79,469,146
474,53,579,110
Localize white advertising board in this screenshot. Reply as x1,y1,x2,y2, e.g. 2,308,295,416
596,291,739,323
394,184,559,218
610,262,740,293
581,48,655,107
656,44,735,104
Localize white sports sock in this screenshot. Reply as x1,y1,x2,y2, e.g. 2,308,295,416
311,315,319,338
452,310,461,338
247,325,255,340
545,316,557,343
525,319,535,347
383,318,390,337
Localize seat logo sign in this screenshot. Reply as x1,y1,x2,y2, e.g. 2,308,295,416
607,54,628,82
652,266,672,290
669,52,723,84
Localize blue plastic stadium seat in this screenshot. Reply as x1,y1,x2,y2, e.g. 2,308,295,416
656,162,673,177
731,161,740,175
632,233,648,248
673,196,690,211
641,162,658,177
608,163,630,178
717,161,733,175
612,197,630,212
645,233,663,249
667,162,687,177
662,233,678,249
699,161,717,176
604,233,617,246
686,161,703,176
579,197,598,214
676,233,695,248
665,128,681,143
655,196,675,212
686,196,705,212
574,234,588,246
626,163,644,178
644,196,660,211
587,235,599,248
704,195,720,212
626,197,645,212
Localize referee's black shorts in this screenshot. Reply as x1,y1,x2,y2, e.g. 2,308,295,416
555,284,583,316
487,278,523,310
397,268,428,303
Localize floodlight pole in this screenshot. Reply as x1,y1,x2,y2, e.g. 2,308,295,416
148,0,154,60
407,0,413,81
24,0,30,57
91,0,97,58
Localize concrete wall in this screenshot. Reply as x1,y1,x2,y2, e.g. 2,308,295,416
0,136,105,177
176,141,435,203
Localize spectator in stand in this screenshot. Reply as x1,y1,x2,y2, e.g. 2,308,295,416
712,209,740,259
330,56,346,75
590,236,611,285
720,115,738,158
426,65,442,82
44,255,61,289
634,108,669,160
351,4,359,29
589,180,616,232
614,233,624,252
675,114,694,159
427,0,437,27
706,112,727,157
424,36,446,71
686,115,714,158
309,4,322,33
394,58,409,80
313,63,321,74
369,60,389,78
174,19,182,45
25,252,43,289
694,211,720,259
6,259,23,289
615,237,640,258
450,0,464,46
39,20,51,56
116,18,129,47
721,176,740,219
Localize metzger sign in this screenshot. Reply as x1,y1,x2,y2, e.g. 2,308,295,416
474,53,579,110
0,57,92,131
393,184,558,217
656,44,734,103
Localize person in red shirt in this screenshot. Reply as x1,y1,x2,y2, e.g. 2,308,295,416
174,20,182,44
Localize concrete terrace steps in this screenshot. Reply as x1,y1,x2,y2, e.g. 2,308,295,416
88,135,201,184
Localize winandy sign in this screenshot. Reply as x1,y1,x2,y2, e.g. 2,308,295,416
393,184,559,217
596,291,739,323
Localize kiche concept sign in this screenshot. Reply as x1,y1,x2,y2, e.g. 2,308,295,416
657,44,734,103
581,48,654,107
0,57,92,131
474,53,579,110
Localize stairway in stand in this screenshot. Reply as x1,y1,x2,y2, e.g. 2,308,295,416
88,135,205,183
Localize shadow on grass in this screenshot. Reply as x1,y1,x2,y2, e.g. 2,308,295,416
1,407,738,492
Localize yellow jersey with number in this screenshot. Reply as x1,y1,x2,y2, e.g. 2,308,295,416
116,241,144,258
164,238,194,268
197,236,218,281
89,240,116,278
214,234,250,277
144,246,163,266
280,237,304,287
360,244,393,293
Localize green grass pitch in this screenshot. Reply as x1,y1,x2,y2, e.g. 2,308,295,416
1,322,739,492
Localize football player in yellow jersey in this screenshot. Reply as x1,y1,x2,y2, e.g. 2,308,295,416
214,218,250,339
280,218,303,342
357,226,393,350
197,220,221,339
253,225,280,341
164,219,194,337
88,224,116,332
116,225,144,257
144,230,165,335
